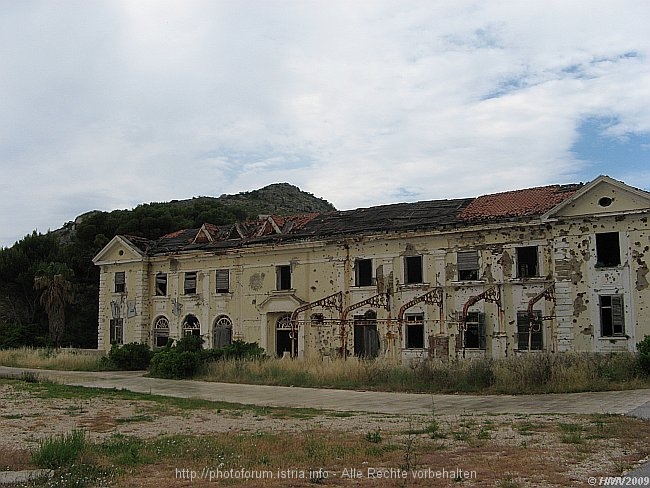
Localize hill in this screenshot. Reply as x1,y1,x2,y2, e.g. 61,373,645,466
0,183,335,349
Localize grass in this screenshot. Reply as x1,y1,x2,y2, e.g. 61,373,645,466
0,347,108,371
199,352,649,394
2,376,649,487
2,347,648,394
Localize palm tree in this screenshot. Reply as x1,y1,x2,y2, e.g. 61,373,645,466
33,262,73,347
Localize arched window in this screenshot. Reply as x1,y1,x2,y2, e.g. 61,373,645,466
275,314,296,357
153,316,170,348
182,314,201,337
213,315,233,349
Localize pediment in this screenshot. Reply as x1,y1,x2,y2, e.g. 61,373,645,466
93,236,145,265
542,176,650,220
256,292,306,312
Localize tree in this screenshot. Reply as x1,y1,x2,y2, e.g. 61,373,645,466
33,262,73,347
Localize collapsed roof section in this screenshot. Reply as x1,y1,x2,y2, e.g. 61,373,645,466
123,183,585,256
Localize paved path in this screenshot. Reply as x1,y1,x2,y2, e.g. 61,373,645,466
1,365,649,416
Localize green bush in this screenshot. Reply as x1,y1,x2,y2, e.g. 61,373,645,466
221,340,265,360
108,343,153,370
175,335,204,353
149,349,201,379
31,429,86,469
638,335,650,376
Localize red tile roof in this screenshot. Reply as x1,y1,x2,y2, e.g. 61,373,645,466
458,184,581,221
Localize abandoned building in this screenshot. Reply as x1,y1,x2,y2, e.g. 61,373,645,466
93,175,650,361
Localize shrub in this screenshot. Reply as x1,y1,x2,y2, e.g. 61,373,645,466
149,349,201,379
221,340,266,360
638,335,650,376
31,429,86,469
108,343,153,370
175,335,204,353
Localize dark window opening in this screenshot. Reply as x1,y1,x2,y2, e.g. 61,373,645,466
405,255,423,284
462,312,486,349
213,315,233,349
153,316,169,348
596,232,621,267
355,258,373,287
110,318,124,345
184,272,197,294
216,269,230,293
155,273,167,296
600,295,625,337
276,265,292,290
182,314,201,337
405,313,425,349
354,310,379,358
517,246,538,278
516,310,543,350
457,250,480,281
114,272,125,293
276,314,297,357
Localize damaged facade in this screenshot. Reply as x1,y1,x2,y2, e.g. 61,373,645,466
93,176,650,361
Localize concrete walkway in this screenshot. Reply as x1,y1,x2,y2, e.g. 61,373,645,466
1,365,649,416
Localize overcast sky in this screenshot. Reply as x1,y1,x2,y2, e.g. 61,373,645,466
1,1,649,247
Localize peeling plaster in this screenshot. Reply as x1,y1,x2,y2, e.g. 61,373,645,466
249,272,265,290
482,263,494,284
573,293,588,317
445,262,456,281
498,251,513,278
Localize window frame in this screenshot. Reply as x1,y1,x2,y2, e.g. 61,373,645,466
153,316,170,348
354,258,373,287
215,269,230,293
595,232,621,268
276,265,292,291
516,246,539,278
114,272,126,293
404,255,424,284
109,318,124,345
599,295,625,337
155,273,167,296
457,250,480,281
516,310,543,351
404,313,425,349
183,271,197,295
461,312,486,349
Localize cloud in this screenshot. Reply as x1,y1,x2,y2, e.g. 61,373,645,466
0,0,649,246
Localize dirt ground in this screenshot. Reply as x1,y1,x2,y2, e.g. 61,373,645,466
1,382,649,487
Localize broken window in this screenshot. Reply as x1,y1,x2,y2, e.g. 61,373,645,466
276,265,292,291
457,250,480,281
276,314,297,357
405,313,425,349
109,318,124,345
516,311,543,351
153,316,170,348
355,258,373,287
213,315,233,349
216,269,230,293
182,314,201,337
516,246,538,278
404,255,423,284
354,310,379,358
596,232,621,267
155,273,167,296
461,312,486,349
183,272,197,294
114,272,125,293
600,295,625,337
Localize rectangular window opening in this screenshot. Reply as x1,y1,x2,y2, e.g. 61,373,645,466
457,250,480,281
405,255,423,284
184,272,197,295
276,265,292,291
516,310,543,350
596,232,621,267
155,273,167,296
462,312,486,349
114,272,125,293
517,246,538,278
355,258,373,287
109,318,124,345
600,295,625,337
216,269,230,293
405,313,425,349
